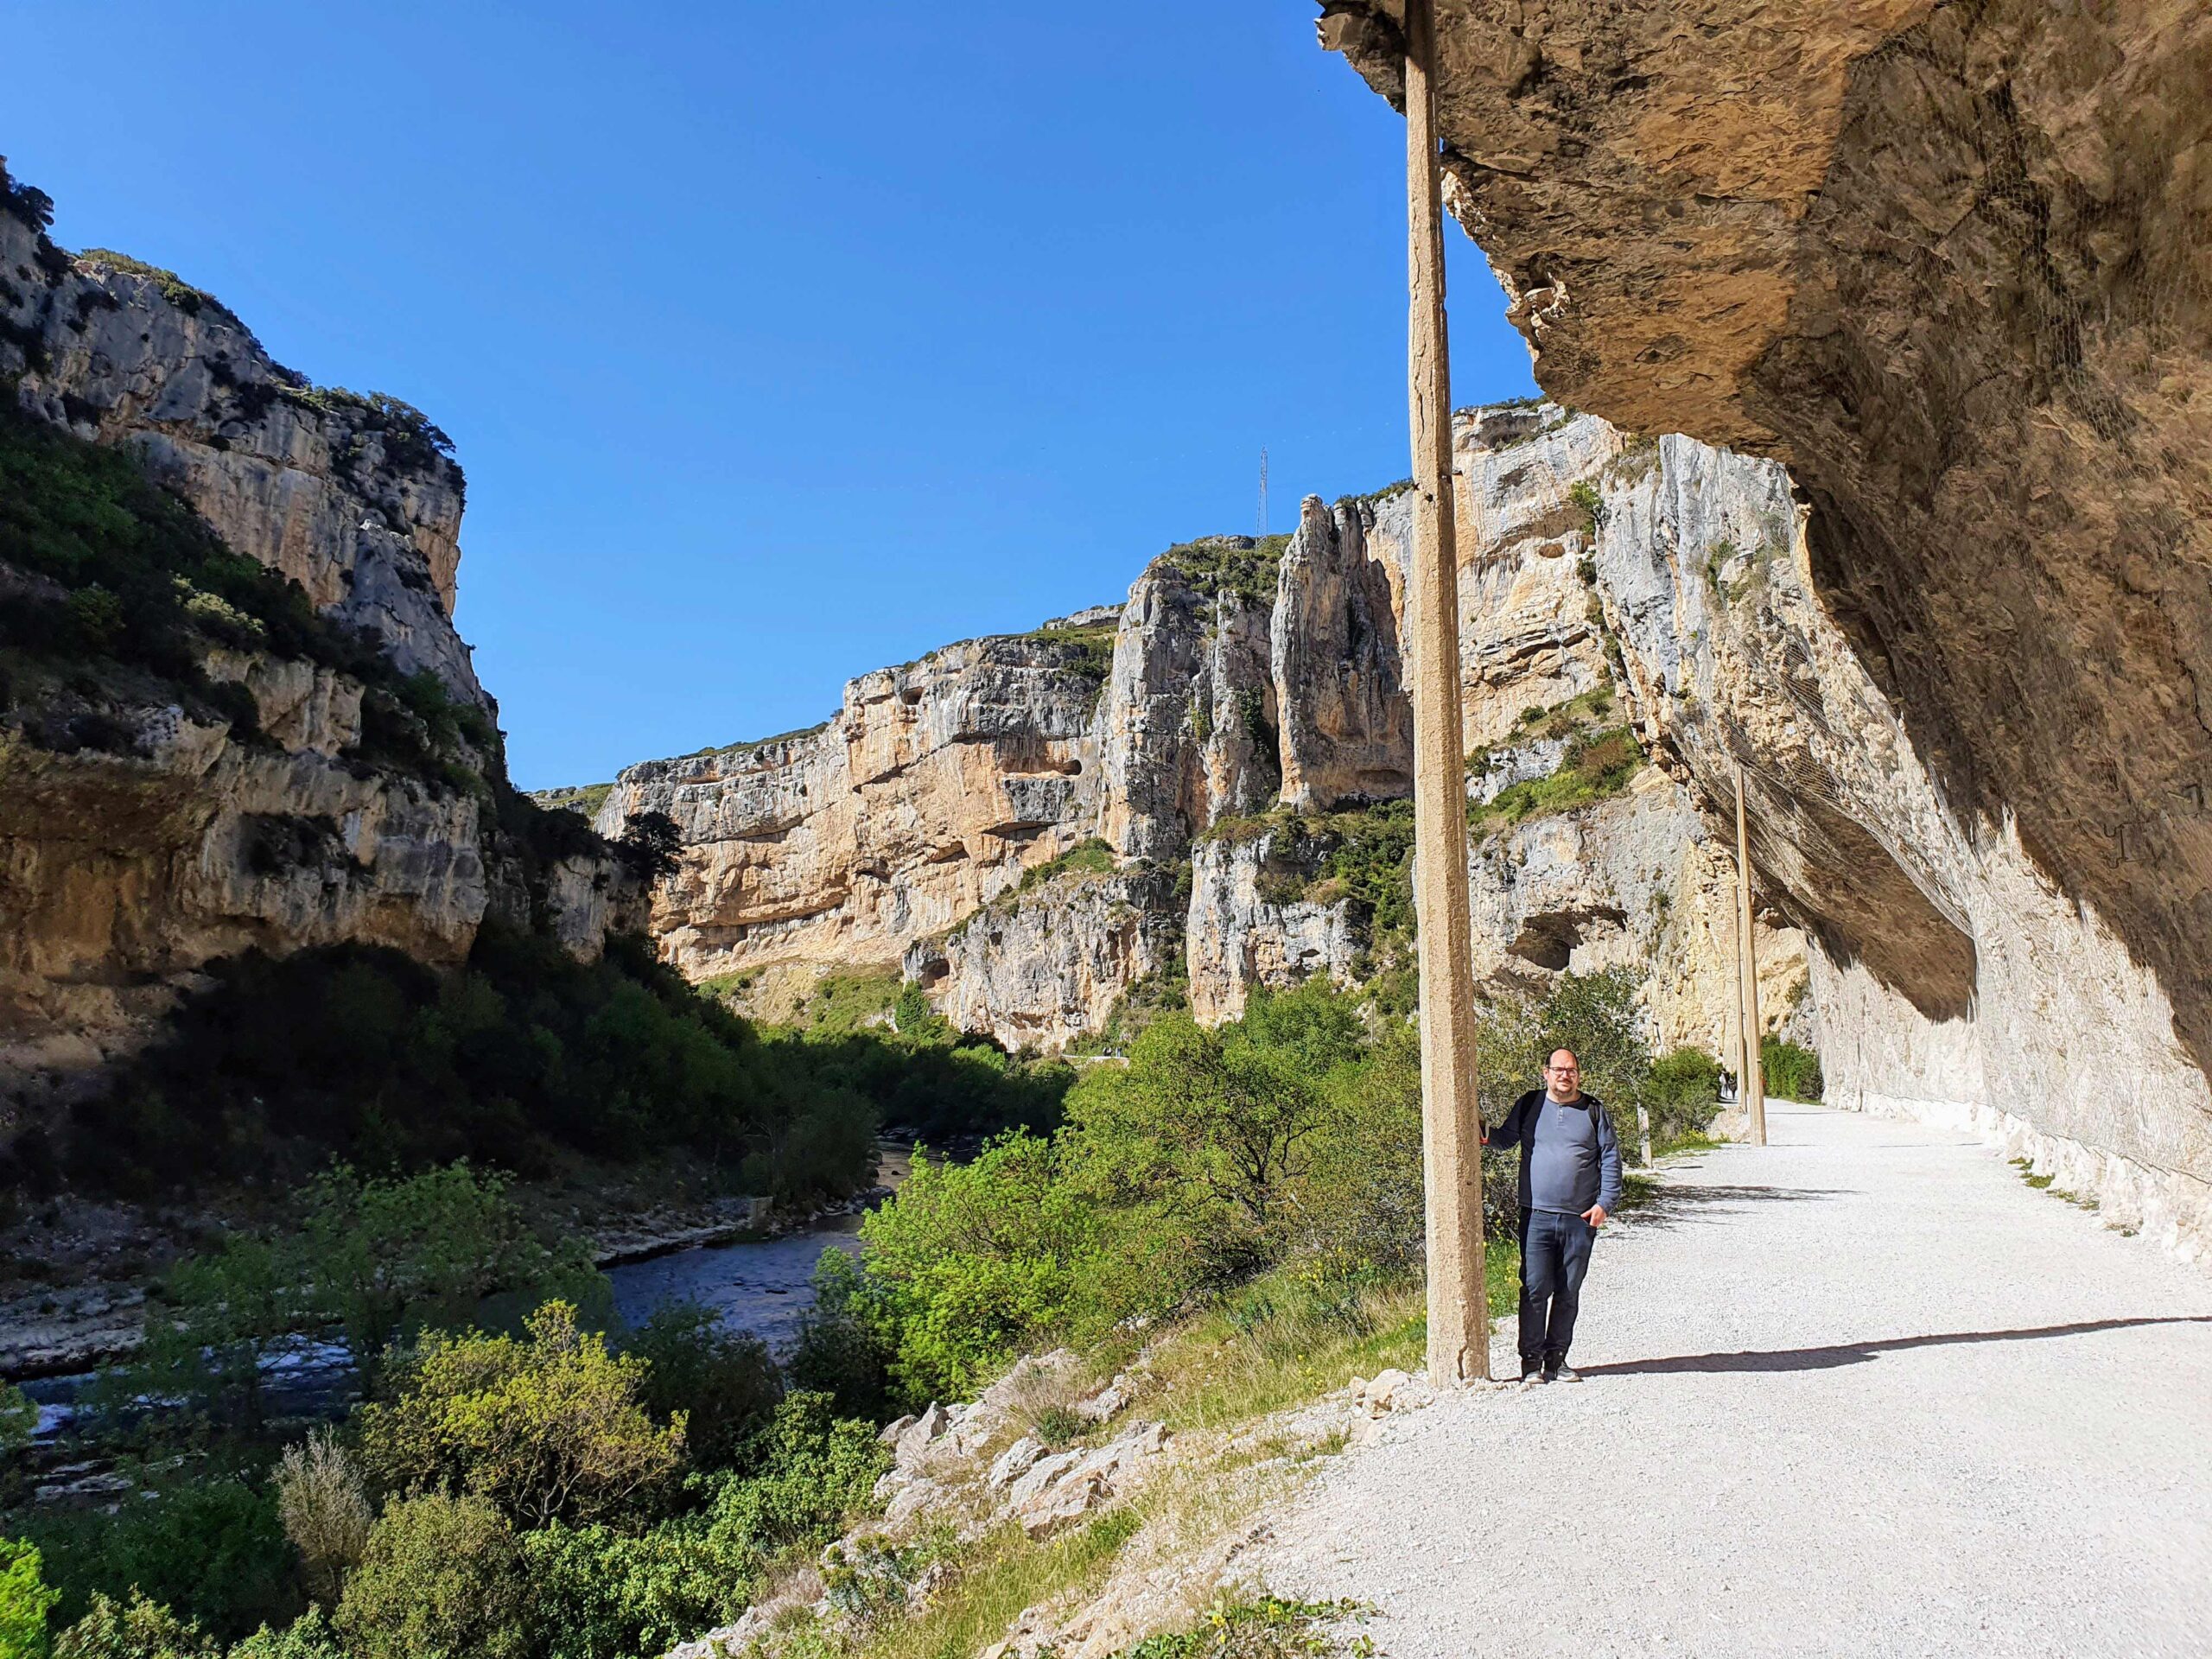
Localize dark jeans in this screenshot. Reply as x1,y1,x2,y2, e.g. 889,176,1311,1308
1516,1205,1596,1368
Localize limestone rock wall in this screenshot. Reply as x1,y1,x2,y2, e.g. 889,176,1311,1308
595,634,1109,986
1,208,485,705
914,866,1185,1051
0,170,620,1095
1273,496,1412,809
1567,419,2212,1259
1323,5,2212,1249
618,422,1779,1059
1186,830,1368,1025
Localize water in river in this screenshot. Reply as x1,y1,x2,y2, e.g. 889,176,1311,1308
20,1217,868,1448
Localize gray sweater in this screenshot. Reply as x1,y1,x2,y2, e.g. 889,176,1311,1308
1487,1088,1624,1217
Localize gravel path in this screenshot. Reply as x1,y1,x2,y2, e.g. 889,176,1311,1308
1255,1102,2212,1658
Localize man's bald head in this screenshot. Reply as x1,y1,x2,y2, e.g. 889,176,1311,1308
1543,1049,1582,1100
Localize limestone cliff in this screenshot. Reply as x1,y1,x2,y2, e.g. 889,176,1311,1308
0,163,624,1094
1320,3,2212,1250
605,409,1790,1066
594,628,1111,988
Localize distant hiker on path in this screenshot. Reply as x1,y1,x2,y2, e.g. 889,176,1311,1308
1483,1048,1623,1384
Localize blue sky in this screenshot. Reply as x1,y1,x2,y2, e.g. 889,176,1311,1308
7,2,1535,789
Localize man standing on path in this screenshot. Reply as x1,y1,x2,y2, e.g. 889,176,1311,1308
1482,1049,1623,1384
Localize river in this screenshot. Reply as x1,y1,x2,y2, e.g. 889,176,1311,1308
19,1215,870,1452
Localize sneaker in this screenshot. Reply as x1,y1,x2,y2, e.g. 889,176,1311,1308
1543,1361,1581,1383
1520,1363,1548,1385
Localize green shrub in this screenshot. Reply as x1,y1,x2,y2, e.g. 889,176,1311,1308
357,1301,684,1530
852,1132,1111,1404
295,1162,605,1381
223,1610,343,1659
1155,534,1290,604
1,1537,58,1659
270,1432,370,1609
334,1494,528,1659
702,1392,887,1552
0,1384,35,1456
26,1481,294,1646
49,1592,219,1659
52,926,880,1203
620,1301,783,1474
1647,1047,1724,1144
1761,1036,1823,1102
512,1393,885,1659
1567,479,1606,535
1296,1021,1426,1274
518,1519,745,1659
1468,724,1644,836
1068,987,1367,1282
785,1251,895,1422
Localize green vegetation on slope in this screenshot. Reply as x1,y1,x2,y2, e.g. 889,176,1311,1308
8,925,879,1206
793,982,1459,1414
0,976,1733,1659
1202,801,1416,975
1011,836,1118,895
10,1290,885,1659
695,969,1077,1144
1156,534,1292,605
1020,620,1117,688
1465,687,1647,838
0,404,492,795
73,248,244,330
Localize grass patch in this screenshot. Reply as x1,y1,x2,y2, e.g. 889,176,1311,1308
1467,724,1644,836
531,780,613,819
1200,801,1414,966
684,719,834,760
1115,1594,1376,1657
1021,621,1118,686
2010,1157,2098,1209
852,1510,1141,1659
793,970,906,1037
1014,836,1119,896
1139,1249,1517,1437
1335,479,1413,512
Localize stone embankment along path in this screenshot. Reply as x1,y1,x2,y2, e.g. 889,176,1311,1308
1255,1103,2212,1659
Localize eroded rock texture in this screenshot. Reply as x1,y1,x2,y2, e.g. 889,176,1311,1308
610,415,1807,1062
3,229,486,703
0,175,619,1090
1322,3,2212,1178
597,635,1110,986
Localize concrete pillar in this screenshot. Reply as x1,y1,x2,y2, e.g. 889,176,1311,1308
1404,0,1490,1387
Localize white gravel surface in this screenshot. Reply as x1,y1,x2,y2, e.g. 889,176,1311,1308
1255,1103,2212,1658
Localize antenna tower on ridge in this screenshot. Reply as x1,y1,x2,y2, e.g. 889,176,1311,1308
1258,448,1270,541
